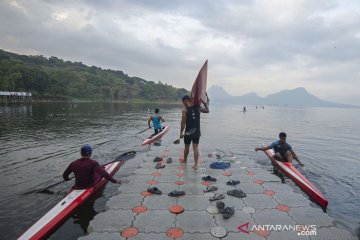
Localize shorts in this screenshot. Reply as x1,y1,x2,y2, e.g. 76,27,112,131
184,135,200,145
275,151,289,162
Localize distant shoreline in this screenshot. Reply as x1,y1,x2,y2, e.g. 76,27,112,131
1,98,182,105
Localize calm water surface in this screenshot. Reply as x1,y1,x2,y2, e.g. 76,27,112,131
0,102,359,239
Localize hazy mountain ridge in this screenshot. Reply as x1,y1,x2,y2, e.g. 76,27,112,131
208,85,358,108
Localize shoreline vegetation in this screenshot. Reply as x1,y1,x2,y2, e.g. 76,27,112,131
30,98,181,104
0,49,188,102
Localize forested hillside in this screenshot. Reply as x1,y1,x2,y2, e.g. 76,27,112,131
0,49,187,101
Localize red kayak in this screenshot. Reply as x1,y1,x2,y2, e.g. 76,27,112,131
18,161,124,240
191,60,209,106
265,148,328,210
142,125,169,145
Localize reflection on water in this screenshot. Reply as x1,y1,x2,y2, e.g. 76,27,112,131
71,187,105,234
72,202,97,234
0,103,359,239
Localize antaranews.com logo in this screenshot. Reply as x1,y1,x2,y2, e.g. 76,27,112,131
238,222,317,236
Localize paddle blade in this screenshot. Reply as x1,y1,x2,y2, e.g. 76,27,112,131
173,139,180,144
23,189,54,195
22,189,45,195
114,151,136,162
135,128,151,135
36,189,55,194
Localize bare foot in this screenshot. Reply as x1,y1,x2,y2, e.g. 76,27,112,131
180,159,187,164
192,165,198,170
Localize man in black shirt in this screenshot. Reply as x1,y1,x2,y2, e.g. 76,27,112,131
180,95,209,169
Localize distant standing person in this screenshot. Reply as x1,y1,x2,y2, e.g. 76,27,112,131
148,108,165,134
63,145,125,189
180,95,209,170
255,132,304,166
243,106,246,112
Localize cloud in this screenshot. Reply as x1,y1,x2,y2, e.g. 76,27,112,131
0,0,359,104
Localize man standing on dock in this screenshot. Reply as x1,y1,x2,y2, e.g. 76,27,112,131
180,95,209,170
255,132,304,166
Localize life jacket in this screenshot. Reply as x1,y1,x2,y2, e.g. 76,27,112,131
185,105,201,137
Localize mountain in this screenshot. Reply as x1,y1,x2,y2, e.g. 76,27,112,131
208,85,262,104
207,85,232,100
263,87,323,107
238,92,263,104
207,85,357,108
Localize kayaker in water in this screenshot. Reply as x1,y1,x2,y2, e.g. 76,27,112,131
148,108,165,134
255,132,304,166
63,145,125,189
180,95,209,170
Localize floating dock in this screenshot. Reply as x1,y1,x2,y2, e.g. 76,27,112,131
78,146,356,240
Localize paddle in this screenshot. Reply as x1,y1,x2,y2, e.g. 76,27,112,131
136,127,151,135
24,151,136,195
173,128,197,144
173,136,183,144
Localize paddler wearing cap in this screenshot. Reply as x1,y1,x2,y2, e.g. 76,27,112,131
63,144,125,189
255,132,304,167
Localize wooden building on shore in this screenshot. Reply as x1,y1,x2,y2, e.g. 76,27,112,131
0,91,32,104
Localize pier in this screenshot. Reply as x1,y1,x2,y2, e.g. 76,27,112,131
78,146,356,240
0,91,32,104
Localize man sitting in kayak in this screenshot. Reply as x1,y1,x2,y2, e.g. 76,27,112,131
148,108,165,134
255,132,304,166
63,145,124,189
180,95,209,170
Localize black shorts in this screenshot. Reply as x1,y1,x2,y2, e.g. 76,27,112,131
184,135,200,145
275,152,288,162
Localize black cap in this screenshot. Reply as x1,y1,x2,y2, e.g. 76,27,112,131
182,95,191,101
279,132,287,138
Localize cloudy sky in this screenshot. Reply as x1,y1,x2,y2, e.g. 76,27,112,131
1,0,359,104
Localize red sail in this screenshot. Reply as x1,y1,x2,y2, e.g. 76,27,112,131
191,60,208,106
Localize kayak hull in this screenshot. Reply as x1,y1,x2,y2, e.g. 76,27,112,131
142,125,169,145
18,161,123,240
265,148,328,210
191,60,208,106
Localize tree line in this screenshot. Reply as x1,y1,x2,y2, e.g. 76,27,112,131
0,49,188,101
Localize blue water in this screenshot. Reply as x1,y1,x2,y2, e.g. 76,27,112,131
0,103,359,239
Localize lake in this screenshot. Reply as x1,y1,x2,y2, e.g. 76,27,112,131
0,102,359,239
